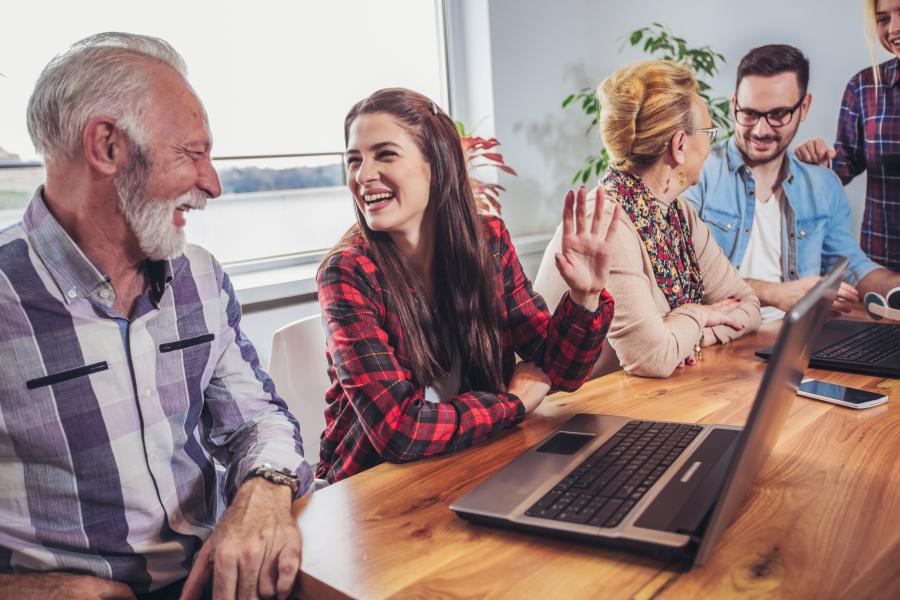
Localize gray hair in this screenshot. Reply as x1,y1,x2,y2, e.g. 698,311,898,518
27,32,188,161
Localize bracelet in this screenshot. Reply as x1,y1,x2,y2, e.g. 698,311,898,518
693,343,702,359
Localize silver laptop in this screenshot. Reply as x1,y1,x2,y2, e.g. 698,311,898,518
451,258,847,566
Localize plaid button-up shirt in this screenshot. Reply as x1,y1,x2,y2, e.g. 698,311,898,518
316,215,614,482
834,58,900,270
0,189,313,593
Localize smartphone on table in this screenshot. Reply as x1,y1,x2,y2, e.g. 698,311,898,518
797,379,888,409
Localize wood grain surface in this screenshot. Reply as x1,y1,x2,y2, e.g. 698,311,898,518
292,317,900,599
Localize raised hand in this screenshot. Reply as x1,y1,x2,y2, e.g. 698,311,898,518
555,186,621,311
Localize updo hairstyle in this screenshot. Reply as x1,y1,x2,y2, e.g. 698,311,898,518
598,60,698,173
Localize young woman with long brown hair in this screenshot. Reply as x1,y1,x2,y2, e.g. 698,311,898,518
315,88,618,482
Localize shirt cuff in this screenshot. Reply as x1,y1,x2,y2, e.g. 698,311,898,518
504,391,527,426
846,260,881,287
235,458,316,500
558,289,615,331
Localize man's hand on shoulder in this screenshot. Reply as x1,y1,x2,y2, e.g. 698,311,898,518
0,573,135,600
180,477,301,600
795,138,836,167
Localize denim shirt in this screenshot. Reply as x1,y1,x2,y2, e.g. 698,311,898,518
683,138,880,286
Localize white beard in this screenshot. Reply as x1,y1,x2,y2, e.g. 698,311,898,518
115,155,207,261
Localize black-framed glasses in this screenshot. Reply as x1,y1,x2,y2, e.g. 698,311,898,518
734,98,804,128
693,126,719,144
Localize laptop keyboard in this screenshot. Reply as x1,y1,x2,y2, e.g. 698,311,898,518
524,420,702,528
814,324,900,364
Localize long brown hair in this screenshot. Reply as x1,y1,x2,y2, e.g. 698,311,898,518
327,87,505,390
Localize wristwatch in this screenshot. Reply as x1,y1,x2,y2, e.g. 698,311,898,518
246,463,300,495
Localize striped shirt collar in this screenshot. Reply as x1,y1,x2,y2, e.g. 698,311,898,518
23,186,173,306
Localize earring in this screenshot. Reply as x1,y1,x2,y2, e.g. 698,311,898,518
677,171,686,187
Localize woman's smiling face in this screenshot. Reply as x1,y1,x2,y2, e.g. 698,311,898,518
345,112,432,241
876,0,900,57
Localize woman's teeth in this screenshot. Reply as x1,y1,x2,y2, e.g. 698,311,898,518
363,192,394,204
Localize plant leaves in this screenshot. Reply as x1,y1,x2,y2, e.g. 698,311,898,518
563,21,732,184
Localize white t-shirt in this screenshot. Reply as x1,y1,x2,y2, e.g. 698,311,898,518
738,193,785,323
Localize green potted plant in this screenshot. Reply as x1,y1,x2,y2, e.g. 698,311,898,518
563,23,732,185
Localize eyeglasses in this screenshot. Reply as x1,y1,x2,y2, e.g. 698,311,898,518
693,126,719,144
734,98,804,128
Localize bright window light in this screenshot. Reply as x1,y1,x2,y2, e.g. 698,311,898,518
0,0,447,264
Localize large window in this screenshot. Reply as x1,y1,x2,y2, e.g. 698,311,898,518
0,1,447,264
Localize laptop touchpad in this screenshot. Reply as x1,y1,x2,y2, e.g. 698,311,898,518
535,432,594,455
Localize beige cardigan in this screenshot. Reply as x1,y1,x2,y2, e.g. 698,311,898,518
533,194,761,378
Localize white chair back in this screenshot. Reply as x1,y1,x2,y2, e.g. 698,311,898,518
268,313,330,466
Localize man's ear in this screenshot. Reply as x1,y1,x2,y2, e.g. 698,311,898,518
670,130,688,165
82,116,127,176
799,93,813,122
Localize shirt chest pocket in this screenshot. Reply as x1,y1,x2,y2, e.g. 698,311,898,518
25,361,109,390
159,333,216,382
700,209,740,257
795,216,828,274
14,360,116,466
159,333,215,353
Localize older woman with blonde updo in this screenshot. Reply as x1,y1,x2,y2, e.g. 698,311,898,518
534,60,761,378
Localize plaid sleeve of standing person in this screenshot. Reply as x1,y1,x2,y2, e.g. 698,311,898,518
832,60,900,270
485,216,614,391
833,73,868,184
316,248,525,480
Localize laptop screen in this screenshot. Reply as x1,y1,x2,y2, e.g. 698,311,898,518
693,257,848,565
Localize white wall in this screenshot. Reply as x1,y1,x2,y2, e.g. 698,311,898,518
477,0,877,237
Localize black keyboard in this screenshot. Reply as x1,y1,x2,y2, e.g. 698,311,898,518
814,324,900,364
524,420,702,528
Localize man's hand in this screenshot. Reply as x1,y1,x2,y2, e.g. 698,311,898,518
857,267,900,300
180,477,301,600
753,276,858,314
795,138,836,167
0,573,135,600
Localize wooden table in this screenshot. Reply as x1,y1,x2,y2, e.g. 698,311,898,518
292,318,900,599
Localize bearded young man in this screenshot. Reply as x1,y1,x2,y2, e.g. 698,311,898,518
0,33,313,600
685,44,900,322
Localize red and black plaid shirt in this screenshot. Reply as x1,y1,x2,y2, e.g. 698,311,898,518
315,216,614,482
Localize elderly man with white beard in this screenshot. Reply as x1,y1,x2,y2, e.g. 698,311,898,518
0,33,313,600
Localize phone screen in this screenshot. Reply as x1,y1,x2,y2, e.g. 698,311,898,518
798,380,885,405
